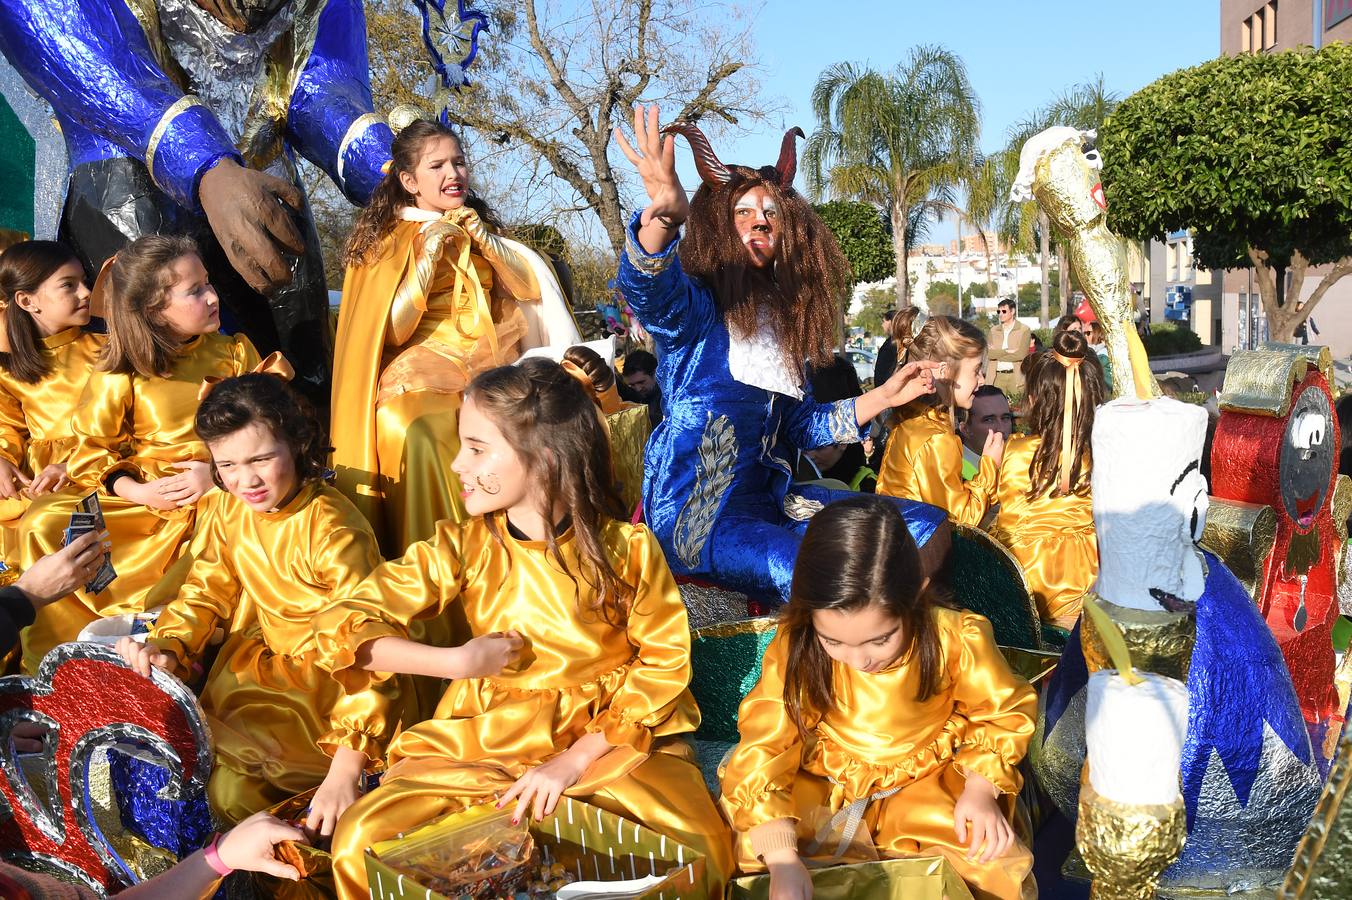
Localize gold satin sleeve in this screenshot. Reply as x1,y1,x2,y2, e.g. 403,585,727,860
719,631,805,831
310,520,394,759
312,523,465,693
66,370,136,486
147,501,238,674
386,221,467,347
0,379,26,468
476,231,540,301
914,433,998,527
229,332,262,375
585,529,695,753
948,612,1037,795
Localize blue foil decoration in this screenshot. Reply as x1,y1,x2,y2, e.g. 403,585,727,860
109,749,214,860
1037,552,1324,889
414,0,489,123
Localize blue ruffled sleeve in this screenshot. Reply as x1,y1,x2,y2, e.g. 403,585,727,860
615,210,715,350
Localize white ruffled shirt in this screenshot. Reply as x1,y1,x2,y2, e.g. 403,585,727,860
727,320,804,400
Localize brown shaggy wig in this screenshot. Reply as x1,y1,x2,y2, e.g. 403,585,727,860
467,358,632,626
781,494,956,736
681,169,847,375
1023,329,1105,498
195,373,331,490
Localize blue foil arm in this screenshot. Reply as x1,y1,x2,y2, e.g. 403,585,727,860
0,0,241,211
288,0,395,205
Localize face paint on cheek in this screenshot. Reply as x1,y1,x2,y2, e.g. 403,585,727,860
476,473,501,495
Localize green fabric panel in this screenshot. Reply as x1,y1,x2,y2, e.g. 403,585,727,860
0,91,36,237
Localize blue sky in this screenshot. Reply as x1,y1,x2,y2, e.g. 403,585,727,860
686,0,1219,240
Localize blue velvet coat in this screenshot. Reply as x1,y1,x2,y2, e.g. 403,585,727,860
616,214,946,602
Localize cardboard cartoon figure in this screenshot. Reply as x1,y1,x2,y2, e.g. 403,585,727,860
1209,344,1351,749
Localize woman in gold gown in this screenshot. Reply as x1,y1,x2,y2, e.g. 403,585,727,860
331,118,578,558
991,331,1105,629
19,236,264,673
720,496,1036,900
121,373,391,833
0,242,105,564
319,361,732,900
876,311,1003,526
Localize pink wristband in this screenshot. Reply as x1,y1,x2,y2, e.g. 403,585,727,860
204,834,233,877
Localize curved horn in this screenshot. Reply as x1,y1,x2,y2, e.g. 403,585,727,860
660,121,732,187
775,127,805,188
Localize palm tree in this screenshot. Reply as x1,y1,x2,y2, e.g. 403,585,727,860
803,46,979,309
1000,75,1122,326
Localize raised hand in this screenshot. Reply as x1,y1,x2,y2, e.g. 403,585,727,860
614,105,688,253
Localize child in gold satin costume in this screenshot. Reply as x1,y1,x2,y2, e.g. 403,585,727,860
992,330,1106,629
0,241,105,567
118,373,390,834
720,495,1037,900
18,235,266,674
876,310,1004,526
331,118,579,559
318,359,732,900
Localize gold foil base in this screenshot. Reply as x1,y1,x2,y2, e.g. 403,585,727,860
1201,500,1277,603
1081,592,1196,682
1218,345,1333,418
1078,778,1187,900
1282,736,1352,898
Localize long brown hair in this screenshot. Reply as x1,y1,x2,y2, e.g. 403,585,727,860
466,359,632,624
890,309,987,420
782,494,955,735
0,241,82,383
681,170,845,374
99,234,202,378
343,119,502,268
195,373,330,490
1024,329,1105,498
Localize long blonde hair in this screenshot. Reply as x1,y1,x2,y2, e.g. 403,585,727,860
890,309,987,420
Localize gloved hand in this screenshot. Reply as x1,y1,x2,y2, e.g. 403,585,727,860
199,158,305,294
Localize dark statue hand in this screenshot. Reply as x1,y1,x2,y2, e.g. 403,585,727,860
198,158,306,294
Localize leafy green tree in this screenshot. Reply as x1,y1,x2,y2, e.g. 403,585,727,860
966,280,995,299
803,45,979,309
926,279,960,316
814,201,892,284
1017,278,1060,318
851,283,895,336
1101,44,1352,342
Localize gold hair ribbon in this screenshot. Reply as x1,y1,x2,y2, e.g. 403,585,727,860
380,160,393,176
1054,351,1084,494
89,254,118,320
559,358,624,416
198,350,295,401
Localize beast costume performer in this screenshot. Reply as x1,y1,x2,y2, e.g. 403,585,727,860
0,0,397,406
615,114,947,603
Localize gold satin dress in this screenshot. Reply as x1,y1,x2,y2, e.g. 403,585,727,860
0,328,104,563
18,333,260,673
719,610,1037,900
316,514,734,900
876,401,998,526
991,435,1097,628
331,215,539,557
146,482,389,824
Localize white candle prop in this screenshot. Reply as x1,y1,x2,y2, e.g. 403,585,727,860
1091,397,1210,611
1085,669,1189,806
